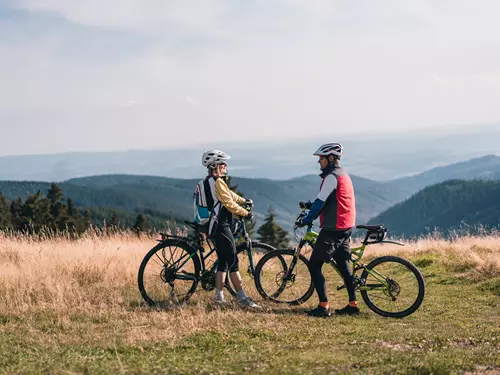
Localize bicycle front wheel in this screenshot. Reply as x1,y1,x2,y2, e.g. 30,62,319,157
360,255,425,318
138,239,201,306
254,249,314,305
223,241,276,297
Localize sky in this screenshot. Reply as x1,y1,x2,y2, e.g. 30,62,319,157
0,0,499,156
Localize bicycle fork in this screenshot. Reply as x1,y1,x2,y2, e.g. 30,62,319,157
281,241,305,281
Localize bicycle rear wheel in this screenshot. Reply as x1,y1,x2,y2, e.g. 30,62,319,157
138,239,201,306
254,249,314,305
360,255,425,318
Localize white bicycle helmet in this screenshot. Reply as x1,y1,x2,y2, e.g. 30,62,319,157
313,143,343,158
202,149,231,168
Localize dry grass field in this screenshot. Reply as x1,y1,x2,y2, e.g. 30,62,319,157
0,230,499,374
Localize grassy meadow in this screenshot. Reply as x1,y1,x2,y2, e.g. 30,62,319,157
0,230,499,374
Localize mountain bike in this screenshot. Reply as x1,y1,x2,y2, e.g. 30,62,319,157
138,207,275,306
254,209,425,318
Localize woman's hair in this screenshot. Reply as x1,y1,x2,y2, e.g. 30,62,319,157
328,155,340,165
207,165,217,175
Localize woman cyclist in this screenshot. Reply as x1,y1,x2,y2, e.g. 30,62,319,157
201,149,262,309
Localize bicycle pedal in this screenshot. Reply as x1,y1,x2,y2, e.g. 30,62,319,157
336,284,346,291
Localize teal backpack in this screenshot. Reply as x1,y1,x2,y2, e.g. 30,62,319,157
193,178,215,226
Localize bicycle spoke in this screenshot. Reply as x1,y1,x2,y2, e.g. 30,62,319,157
257,251,313,304
139,243,199,305
154,251,166,266
151,255,165,268
168,244,181,266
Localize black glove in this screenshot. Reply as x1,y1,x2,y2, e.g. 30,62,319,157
246,211,256,225
299,201,312,210
295,218,306,228
245,198,254,207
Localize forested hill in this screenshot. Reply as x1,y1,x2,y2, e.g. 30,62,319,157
2,153,500,234
369,179,500,237
0,174,407,231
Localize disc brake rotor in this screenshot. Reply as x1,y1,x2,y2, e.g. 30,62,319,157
386,278,401,299
275,271,295,289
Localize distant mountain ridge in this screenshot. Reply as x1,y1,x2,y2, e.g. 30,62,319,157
386,155,500,196
1,124,499,181
369,179,500,237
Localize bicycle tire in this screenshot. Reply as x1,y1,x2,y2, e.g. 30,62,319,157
360,255,425,318
223,241,276,297
254,249,314,305
138,239,201,306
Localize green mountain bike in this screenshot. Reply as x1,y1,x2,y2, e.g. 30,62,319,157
138,209,275,306
254,209,425,318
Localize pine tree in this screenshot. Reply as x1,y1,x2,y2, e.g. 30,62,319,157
10,198,25,230
82,210,92,231
66,198,82,233
257,206,290,248
47,183,64,206
46,183,67,230
133,214,149,232
0,193,11,230
67,198,76,217
109,211,120,228
20,192,51,233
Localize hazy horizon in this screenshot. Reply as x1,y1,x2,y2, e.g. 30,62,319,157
1,121,499,158
0,124,499,182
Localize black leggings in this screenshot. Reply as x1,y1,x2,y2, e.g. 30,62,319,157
308,229,356,303
213,224,239,273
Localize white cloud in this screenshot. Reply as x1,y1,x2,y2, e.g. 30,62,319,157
1,0,500,155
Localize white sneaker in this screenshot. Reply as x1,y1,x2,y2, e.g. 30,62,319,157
213,295,229,306
237,297,262,310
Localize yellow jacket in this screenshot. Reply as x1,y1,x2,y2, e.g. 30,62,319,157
214,177,249,217
207,176,249,235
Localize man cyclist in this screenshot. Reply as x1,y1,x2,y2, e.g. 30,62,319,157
201,149,262,309
296,143,358,317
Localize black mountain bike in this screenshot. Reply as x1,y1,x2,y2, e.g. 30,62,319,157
254,209,425,318
138,209,275,306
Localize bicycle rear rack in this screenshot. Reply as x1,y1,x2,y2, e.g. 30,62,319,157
157,233,202,249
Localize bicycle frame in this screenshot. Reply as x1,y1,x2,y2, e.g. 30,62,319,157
159,218,258,279
295,225,404,293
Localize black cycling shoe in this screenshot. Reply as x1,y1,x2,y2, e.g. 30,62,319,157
306,306,332,318
334,304,360,315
